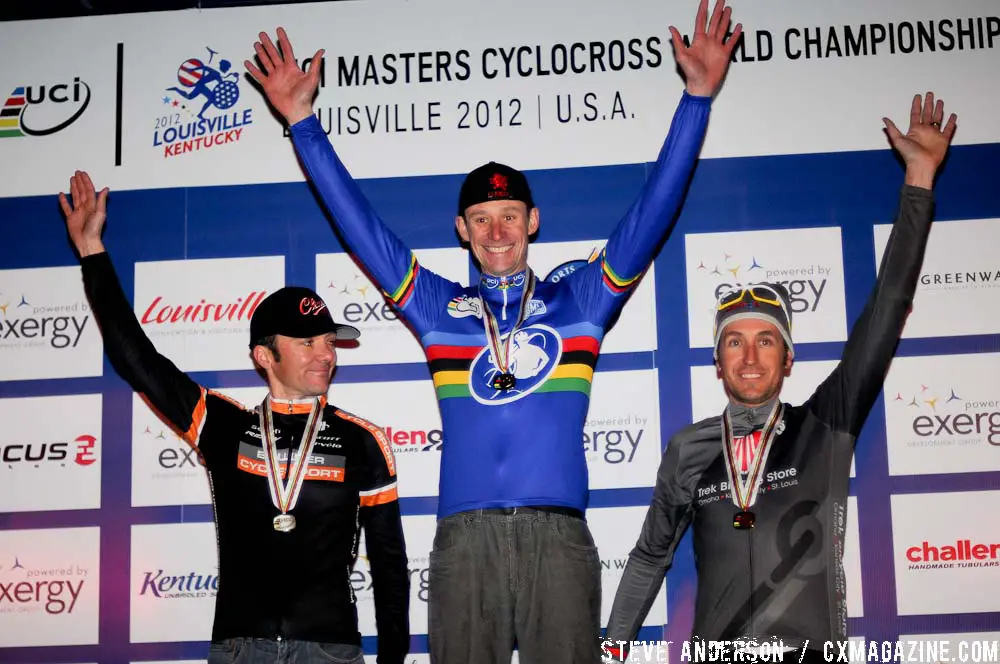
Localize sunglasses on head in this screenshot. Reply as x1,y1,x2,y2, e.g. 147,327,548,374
716,285,790,321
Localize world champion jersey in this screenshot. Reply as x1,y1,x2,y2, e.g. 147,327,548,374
605,186,936,652
79,253,410,661
289,92,712,518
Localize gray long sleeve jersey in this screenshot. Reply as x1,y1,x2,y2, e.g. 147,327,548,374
605,185,935,653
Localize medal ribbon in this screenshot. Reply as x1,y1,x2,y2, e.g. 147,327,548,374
721,401,783,512
479,270,536,379
259,395,324,516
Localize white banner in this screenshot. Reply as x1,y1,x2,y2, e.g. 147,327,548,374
883,353,1000,476
875,218,1000,339
0,394,102,513
1,0,997,197
0,265,103,381
0,527,101,647
684,227,848,348
891,490,1000,616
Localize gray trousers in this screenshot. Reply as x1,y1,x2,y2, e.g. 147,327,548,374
207,637,364,664
428,507,602,664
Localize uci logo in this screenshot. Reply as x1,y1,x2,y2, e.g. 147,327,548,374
468,324,562,405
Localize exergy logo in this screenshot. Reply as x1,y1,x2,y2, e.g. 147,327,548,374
0,77,91,138
694,252,830,314
0,557,88,615
352,555,430,602
583,414,646,464
892,384,1000,446
0,292,90,350
323,273,399,326
2,434,97,469
152,46,253,158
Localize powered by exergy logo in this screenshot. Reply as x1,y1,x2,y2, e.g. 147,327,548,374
0,291,90,350
0,556,89,615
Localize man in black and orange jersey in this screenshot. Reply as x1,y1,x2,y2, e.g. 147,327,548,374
59,170,410,664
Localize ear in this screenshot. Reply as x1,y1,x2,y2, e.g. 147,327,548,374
252,345,275,372
527,207,540,235
455,215,470,243
783,349,794,376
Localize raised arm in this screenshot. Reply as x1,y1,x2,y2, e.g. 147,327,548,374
246,30,453,331
60,171,207,444
806,93,957,435
573,0,741,320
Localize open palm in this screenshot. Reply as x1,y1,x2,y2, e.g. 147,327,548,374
245,27,324,126
883,92,957,173
669,0,742,97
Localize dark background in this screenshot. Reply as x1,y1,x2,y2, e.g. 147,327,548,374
0,0,346,22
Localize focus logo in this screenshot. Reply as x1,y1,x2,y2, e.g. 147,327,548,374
0,556,88,615
0,292,90,350
0,77,91,139
2,434,98,468
153,46,253,158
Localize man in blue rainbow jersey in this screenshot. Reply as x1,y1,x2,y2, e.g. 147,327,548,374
246,1,741,661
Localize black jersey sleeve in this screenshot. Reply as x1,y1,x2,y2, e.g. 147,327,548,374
804,185,935,438
336,410,411,664
604,418,718,648
80,251,209,445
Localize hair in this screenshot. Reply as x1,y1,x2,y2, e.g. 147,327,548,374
254,335,281,363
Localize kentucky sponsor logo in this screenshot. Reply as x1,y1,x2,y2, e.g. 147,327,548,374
0,77,91,139
468,324,562,405
138,568,219,599
152,46,253,158
383,427,443,453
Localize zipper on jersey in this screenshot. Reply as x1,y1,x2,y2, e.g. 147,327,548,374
502,278,509,321
748,528,755,639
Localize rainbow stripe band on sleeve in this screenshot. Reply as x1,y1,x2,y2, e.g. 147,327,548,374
384,253,420,308
601,250,642,294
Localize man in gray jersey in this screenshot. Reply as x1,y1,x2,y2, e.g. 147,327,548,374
602,92,958,663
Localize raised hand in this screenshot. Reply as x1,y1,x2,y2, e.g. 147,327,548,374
245,27,323,126
883,92,957,188
58,170,108,257
669,0,742,98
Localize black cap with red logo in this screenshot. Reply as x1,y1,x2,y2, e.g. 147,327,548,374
458,161,535,216
249,286,360,348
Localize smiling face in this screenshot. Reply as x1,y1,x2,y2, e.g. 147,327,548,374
252,333,338,399
456,200,539,277
716,317,793,407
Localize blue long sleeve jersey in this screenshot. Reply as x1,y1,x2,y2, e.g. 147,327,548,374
289,92,710,518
